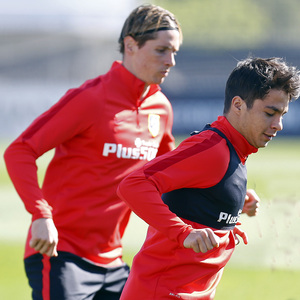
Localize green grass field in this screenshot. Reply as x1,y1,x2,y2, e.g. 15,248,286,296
0,137,299,299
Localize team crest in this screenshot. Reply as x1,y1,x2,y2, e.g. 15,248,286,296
148,114,160,137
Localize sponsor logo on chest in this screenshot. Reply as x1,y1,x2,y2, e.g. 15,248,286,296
102,138,159,161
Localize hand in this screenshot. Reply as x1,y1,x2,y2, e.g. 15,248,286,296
242,189,260,217
29,218,58,257
233,223,248,245
183,228,220,253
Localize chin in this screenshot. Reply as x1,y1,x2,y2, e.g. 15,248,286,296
159,77,166,84
261,141,269,148
149,79,163,85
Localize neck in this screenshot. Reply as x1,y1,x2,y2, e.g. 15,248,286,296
223,113,239,133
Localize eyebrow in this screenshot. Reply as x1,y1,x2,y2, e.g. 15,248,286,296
265,105,288,114
156,45,179,52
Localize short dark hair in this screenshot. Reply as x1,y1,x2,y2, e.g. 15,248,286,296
118,4,182,54
224,57,300,114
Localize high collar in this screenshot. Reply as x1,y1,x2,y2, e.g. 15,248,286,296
211,116,258,164
106,61,161,106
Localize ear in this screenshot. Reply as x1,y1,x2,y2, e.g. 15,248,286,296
123,36,138,55
231,96,244,114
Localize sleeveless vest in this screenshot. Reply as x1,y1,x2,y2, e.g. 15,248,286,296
162,124,247,230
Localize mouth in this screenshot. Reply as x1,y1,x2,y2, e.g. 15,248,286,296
264,133,276,141
161,70,169,77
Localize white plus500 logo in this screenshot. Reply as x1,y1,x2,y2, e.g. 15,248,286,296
102,140,158,161
217,209,242,225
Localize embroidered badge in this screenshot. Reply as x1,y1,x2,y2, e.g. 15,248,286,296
148,114,160,137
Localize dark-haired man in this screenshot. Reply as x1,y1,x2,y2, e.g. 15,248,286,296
117,57,300,299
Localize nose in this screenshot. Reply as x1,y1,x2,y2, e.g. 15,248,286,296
272,116,283,131
166,52,176,67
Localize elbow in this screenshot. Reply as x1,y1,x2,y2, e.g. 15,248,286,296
117,172,144,206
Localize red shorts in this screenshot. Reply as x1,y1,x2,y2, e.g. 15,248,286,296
121,221,236,300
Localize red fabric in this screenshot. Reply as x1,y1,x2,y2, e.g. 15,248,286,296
4,61,175,265
117,116,257,299
121,222,235,300
42,255,51,300
117,117,257,246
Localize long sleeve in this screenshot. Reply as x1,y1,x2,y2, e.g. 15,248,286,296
4,86,99,221
118,169,193,246
4,140,52,220
117,130,230,246
4,61,183,263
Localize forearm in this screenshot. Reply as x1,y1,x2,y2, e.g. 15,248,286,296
117,171,193,246
4,140,52,220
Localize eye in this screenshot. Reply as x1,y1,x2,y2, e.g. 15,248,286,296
265,111,275,117
156,48,166,54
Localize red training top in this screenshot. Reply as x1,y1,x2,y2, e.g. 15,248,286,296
118,116,257,246
4,61,175,266
117,116,258,299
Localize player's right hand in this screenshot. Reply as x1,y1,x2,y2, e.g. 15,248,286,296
183,228,220,253
29,218,58,257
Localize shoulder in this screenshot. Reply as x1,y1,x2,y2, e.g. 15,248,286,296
65,76,104,105
143,129,230,188
145,91,173,113
179,129,228,153
149,129,230,171
177,130,230,173
149,90,170,103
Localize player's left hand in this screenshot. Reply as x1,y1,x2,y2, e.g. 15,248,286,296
233,223,248,245
242,189,260,217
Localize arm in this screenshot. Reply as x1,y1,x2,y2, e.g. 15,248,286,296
4,138,58,256
118,132,229,251
4,89,97,256
118,172,193,246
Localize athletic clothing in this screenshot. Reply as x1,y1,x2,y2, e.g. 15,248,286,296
25,252,129,300
162,125,247,230
4,61,175,298
117,116,257,299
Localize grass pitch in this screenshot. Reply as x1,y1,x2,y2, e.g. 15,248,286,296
0,137,299,299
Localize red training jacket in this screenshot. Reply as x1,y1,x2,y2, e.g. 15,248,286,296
117,116,257,299
4,61,175,266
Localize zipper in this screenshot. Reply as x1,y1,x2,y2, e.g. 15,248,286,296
136,100,142,128
136,106,140,128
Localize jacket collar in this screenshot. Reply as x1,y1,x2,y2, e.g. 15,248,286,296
107,61,161,106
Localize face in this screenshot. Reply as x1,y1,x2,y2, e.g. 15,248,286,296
238,89,289,148
123,29,180,86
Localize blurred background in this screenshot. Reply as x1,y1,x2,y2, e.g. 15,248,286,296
1,0,300,138
0,0,300,299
